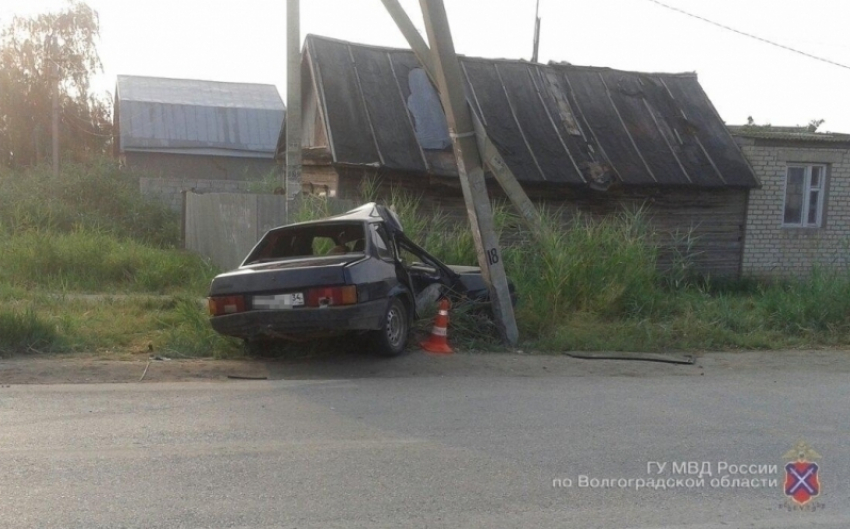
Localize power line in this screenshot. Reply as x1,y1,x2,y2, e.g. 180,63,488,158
645,0,850,71
64,112,113,138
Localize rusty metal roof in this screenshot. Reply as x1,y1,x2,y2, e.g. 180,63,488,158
116,75,285,158
297,34,757,189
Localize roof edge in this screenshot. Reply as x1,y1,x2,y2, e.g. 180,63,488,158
728,124,850,143
304,33,698,78
116,74,280,91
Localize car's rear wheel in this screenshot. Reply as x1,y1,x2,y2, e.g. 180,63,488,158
243,338,272,356
371,297,409,357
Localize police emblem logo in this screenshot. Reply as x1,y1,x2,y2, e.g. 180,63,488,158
783,441,821,506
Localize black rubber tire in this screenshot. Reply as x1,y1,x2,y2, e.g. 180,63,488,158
243,338,273,356
371,297,409,357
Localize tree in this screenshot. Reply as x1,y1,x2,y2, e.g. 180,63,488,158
0,1,112,169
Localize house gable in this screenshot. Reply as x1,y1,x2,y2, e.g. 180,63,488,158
298,34,758,190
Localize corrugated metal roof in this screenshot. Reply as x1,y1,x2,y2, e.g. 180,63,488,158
116,75,285,157
728,126,850,143
300,34,758,189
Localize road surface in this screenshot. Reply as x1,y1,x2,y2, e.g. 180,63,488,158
1,350,848,528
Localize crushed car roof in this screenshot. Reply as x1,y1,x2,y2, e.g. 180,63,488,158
282,203,404,233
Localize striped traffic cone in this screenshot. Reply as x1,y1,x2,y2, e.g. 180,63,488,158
420,298,453,354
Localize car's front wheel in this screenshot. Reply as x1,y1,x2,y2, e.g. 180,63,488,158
371,297,409,357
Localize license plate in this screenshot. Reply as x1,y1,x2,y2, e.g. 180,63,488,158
253,292,304,310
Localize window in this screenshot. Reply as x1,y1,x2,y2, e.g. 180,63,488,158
370,224,394,261
783,164,826,227
244,223,365,264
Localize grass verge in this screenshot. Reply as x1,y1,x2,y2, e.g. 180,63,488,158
300,185,850,352
3,163,849,357
0,160,236,358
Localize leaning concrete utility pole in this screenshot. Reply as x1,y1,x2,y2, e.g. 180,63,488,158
380,0,547,239
285,0,302,204
417,0,518,345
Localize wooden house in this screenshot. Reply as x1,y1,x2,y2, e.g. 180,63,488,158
279,35,759,276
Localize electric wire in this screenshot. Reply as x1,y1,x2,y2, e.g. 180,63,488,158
64,112,113,138
645,0,850,71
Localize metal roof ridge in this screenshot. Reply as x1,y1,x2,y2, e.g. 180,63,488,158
116,74,280,90
304,34,698,79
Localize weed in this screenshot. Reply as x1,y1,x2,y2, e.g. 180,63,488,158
0,230,217,294
0,307,62,356
0,159,179,246
158,297,242,358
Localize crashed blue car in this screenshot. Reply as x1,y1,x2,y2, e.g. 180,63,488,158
208,203,501,356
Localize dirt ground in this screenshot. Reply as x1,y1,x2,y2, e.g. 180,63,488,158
1,348,848,385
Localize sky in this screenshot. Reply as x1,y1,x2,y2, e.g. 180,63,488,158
1,0,849,132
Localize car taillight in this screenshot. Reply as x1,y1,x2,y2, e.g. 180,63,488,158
208,295,247,316
306,286,357,307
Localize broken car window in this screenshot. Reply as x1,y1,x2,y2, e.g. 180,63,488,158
370,224,394,261
244,222,366,264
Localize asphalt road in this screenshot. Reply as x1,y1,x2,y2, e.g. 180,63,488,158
1,351,849,528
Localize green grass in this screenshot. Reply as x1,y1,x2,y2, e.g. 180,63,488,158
0,159,230,357
0,294,241,358
0,159,180,246
3,162,849,357
289,182,850,353
0,307,63,356
157,297,242,358
0,226,229,357
0,230,217,293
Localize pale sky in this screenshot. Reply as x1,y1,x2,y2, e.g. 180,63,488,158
2,0,849,132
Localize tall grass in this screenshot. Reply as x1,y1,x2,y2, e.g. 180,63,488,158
0,229,217,293
331,183,850,351
158,297,242,358
505,208,663,336
0,159,179,246
0,160,223,356
0,307,63,356
757,269,850,334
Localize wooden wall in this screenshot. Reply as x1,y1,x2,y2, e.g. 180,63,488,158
334,167,748,277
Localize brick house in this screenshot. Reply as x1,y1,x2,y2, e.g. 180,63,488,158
730,126,850,276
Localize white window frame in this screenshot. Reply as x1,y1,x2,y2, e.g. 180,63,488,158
782,164,826,228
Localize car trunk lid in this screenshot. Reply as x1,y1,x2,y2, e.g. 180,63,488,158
209,256,363,296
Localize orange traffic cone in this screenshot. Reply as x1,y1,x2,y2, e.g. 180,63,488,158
421,298,453,354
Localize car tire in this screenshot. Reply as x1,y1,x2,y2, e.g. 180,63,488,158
371,297,409,357
243,338,272,356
